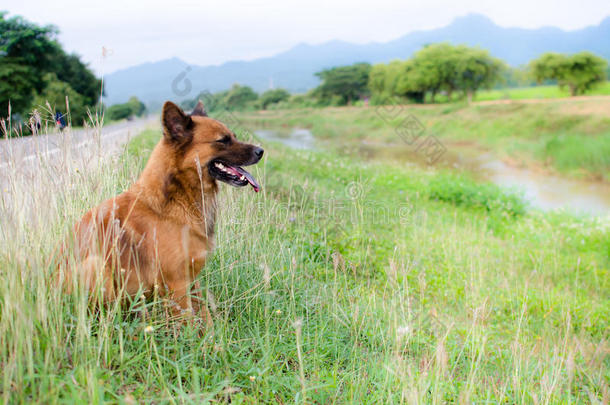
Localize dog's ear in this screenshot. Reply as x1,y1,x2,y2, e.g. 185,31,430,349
191,100,208,117
162,101,193,144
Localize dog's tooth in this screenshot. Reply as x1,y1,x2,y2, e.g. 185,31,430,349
240,175,245,180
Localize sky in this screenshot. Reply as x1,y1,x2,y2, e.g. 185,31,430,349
5,0,610,75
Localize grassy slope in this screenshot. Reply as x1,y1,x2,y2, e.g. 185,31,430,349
243,99,610,181
1,124,608,403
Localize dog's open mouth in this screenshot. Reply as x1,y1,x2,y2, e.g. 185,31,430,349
209,160,260,192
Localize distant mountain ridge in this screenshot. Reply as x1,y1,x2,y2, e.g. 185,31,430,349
104,14,610,105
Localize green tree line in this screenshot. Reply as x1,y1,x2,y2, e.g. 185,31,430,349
181,85,291,112
316,44,608,105
181,43,608,114
201,46,607,111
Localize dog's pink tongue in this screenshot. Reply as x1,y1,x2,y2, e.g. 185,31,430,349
225,165,260,192
237,167,260,193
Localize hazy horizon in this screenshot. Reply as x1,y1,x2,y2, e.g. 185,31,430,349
5,0,610,75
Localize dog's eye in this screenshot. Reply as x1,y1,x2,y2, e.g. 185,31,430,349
216,135,231,144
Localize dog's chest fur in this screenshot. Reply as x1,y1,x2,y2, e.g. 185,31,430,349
135,161,219,277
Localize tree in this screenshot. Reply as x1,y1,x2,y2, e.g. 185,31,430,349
530,52,607,96
224,84,258,110
0,62,35,116
0,13,101,121
368,44,504,104
105,96,146,121
368,63,389,98
455,46,505,103
395,60,427,103
259,88,290,109
30,73,87,124
126,96,146,117
409,43,461,103
106,103,133,121
369,60,408,103
51,52,102,106
0,12,58,114
560,52,606,95
182,86,261,112
315,63,371,105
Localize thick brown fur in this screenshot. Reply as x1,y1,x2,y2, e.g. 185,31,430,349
58,101,263,327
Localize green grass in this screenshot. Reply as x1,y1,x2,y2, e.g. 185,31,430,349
378,83,610,105
428,173,527,219
238,99,610,181
0,120,608,402
543,134,610,175
475,82,610,102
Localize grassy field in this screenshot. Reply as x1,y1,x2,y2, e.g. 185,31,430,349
243,98,610,182
475,83,610,102
0,107,608,403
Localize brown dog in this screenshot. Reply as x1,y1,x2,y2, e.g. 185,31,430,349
59,101,263,325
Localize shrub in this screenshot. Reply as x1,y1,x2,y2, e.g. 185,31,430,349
106,103,132,121
106,96,146,121
428,173,527,218
259,88,290,109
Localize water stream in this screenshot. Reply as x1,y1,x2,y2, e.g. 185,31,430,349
255,128,610,216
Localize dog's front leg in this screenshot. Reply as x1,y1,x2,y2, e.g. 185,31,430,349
190,280,213,329
165,278,195,320
165,279,213,331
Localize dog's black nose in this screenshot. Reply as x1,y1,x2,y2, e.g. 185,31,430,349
254,147,264,159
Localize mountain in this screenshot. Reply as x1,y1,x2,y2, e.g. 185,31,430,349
103,14,610,105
